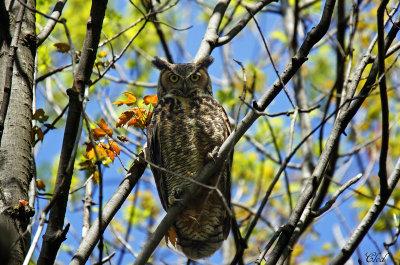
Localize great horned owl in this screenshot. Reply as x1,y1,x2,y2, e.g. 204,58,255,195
147,56,232,259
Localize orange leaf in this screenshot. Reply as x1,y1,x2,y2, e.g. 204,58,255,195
54,42,70,53
98,119,113,136
93,119,113,140
113,92,137,106
96,145,108,160
186,215,200,225
109,141,121,155
84,143,107,160
36,179,46,191
92,128,106,140
106,149,116,162
116,110,135,128
19,200,28,206
127,118,138,127
143,95,158,107
84,143,96,160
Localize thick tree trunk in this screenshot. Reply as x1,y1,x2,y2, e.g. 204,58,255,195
0,0,36,264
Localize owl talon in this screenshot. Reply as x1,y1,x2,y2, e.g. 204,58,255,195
168,188,183,205
206,146,219,163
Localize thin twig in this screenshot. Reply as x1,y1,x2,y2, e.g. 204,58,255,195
330,159,400,264
110,226,138,258
231,202,276,231
244,134,302,169
35,63,73,84
34,104,68,146
311,174,362,217
285,108,298,211
241,99,320,117
231,97,350,264
82,111,104,264
385,217,400,247
98,0,180,47
91,20,148,86
233,59,247,128
117,183,140,265
216,0,277,46
70,151,147,265
255,226,284,265
93,252,115,265
246,8,296,109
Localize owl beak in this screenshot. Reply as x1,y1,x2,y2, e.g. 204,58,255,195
182,80,189,95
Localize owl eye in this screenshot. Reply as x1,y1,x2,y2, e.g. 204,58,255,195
169,74,179,83
190,73,201,82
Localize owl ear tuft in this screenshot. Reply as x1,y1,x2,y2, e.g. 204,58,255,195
152,57,172,71
196,56,214,69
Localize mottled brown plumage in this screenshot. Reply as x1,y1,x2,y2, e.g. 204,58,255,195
147,56,232,259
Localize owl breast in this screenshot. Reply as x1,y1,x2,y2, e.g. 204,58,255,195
148,95,231,259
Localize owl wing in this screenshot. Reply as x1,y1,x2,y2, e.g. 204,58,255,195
221,105,233,239
148,119,169,211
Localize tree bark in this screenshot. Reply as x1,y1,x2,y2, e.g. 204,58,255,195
0,0,36,265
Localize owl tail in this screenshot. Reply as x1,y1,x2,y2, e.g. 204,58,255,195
166,226,222,259
176,232,224,260
172,201,229,260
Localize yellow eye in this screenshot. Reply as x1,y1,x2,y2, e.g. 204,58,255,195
169,74,179,83
190,73,201,82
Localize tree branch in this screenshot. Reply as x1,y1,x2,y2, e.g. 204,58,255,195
194,0,230,61
330,158,400,264
36,0,68,46
37,1,109,264
216,0,277,46
376,0,389,196
70,152,147,265
267,6,400,265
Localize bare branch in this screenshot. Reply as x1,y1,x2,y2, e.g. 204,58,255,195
330,159,400,264
37,0,109,263
217,0,277,46
311,174,362,217
194,0,230,61
35,63,72,84
70,152,147,265
376,0,390,195
37,0,68,46
254,226,284,265
248,8,296,109
270,9,400,265
110,226,137,258
91,20,148,86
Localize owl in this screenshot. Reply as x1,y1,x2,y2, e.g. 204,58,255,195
147,56,232,260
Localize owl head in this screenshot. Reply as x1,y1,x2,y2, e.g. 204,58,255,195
152,56,214,98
